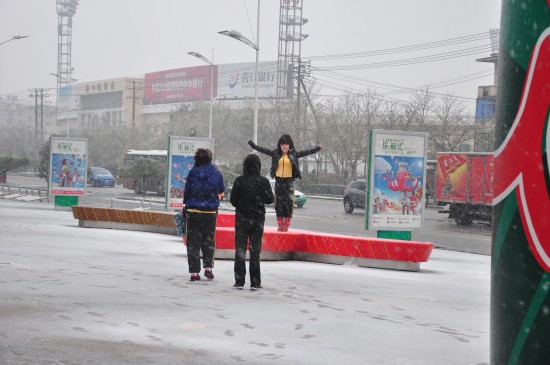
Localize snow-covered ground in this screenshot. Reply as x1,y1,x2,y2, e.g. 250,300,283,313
0,199,489,365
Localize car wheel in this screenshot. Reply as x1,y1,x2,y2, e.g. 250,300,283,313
92,180,97,187
344,198,354,213
296,203,304,208
455,212,473,226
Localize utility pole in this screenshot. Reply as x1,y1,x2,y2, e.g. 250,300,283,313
126,80,143,127
30,89,38,141
132,80,136,126
40,89,46,141
29,88,50,141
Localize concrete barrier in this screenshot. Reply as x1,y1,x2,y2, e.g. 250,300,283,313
71,207,434,271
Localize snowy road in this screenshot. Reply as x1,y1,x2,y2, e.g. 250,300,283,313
0,199,489,364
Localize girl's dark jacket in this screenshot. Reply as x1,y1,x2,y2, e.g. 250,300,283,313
248,140,321,180
230,154,274,221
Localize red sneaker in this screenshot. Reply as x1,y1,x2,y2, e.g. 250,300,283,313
190,273,200,281
204,268,214,279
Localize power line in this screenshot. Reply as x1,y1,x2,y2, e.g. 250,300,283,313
304,32,492,61
312,69,493,97
314,44,493,71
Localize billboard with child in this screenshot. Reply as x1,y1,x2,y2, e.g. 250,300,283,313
49,137,88,196
166,136,214,210
367,130,428,230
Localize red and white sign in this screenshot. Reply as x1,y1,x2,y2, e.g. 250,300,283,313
143,66,215,104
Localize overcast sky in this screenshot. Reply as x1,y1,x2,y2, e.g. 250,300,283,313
0,0,501,111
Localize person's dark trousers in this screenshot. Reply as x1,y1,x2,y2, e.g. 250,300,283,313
186,211,217,273
234,216,264,287
274,177,294,218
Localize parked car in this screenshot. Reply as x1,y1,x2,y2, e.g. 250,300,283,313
87,167,116,187
268,179,307,208
343,179,367,213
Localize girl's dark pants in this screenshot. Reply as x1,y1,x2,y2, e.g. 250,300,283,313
234,216,264,287
274,177,294,218
186,211,217,273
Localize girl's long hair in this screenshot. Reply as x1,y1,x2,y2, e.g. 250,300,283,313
277,134,294,152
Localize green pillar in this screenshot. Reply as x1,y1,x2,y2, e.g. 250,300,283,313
54,195,78,210
377,230,411,241
491,1,550,363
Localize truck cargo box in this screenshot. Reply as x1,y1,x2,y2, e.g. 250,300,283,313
435,152,493,225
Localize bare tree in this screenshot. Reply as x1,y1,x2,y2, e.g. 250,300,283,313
169,102,204,137
410,88,436,128
430,94,474,152
0,124,42,170
323,90,382,180
380,99,405,130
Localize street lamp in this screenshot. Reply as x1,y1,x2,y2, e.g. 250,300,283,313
188,50,214,139
0,35,29,46
50,72,77,83
218,0,260,144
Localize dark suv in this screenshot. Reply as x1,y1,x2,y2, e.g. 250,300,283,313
343,179,367,213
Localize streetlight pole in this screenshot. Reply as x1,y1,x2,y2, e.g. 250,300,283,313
0,35,29,47
188,49,214,139
218,0,260,144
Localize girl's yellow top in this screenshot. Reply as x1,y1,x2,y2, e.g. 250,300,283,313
276,154,292,178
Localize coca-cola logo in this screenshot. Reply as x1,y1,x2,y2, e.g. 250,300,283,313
493,29,550,271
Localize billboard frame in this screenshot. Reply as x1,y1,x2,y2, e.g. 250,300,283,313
48,137,88,197
166,136,215,210
366,129,428,231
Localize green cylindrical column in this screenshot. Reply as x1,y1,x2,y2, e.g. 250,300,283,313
492,1,550,363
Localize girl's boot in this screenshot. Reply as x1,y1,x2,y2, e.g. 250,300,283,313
277,217,284,231
283,217,291,232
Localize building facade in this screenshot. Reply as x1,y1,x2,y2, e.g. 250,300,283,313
57,77,144,134
0,94,58,141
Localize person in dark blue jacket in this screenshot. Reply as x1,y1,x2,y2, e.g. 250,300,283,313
183,148,224,282
230,153,274,290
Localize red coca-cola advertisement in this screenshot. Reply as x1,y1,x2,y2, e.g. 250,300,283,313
436,153,468,202
436,152,493,205
143,66,216,104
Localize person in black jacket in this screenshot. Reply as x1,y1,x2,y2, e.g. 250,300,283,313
230,153,274,290
248,134,321,231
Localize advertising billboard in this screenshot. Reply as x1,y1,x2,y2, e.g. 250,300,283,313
436,152,494,205
367,130,428,231
217,61,278,99
436,153,469,202
166,136,214,210
143,66,215,105
49,137,88,196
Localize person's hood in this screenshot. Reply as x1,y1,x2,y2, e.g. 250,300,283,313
243,154,261,176
193,164,216,180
